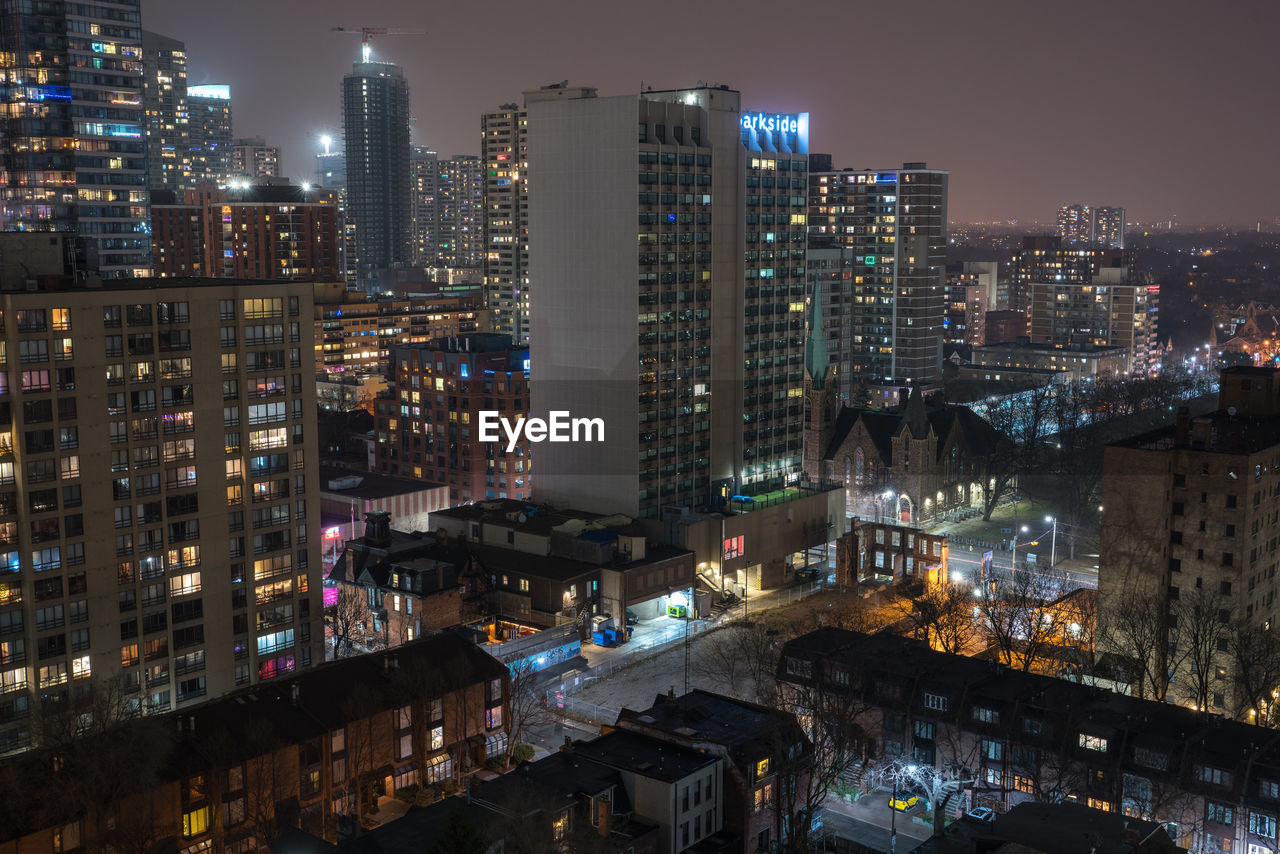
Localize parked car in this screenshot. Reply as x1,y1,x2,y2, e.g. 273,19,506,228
889,794,920,812
965,807,995,824
625,609,639,627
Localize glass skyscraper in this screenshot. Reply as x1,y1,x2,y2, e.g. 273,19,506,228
0,0,152,276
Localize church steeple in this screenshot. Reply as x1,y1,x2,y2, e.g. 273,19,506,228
805,286,830,389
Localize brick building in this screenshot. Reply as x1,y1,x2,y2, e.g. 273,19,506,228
0,634,509,853
613,690,815,853
1100,366,1280,716
808,386,1005,524
836,521,948,586
327,512,469,649
313,283,489,376
151,182,341,281
375,333,530,504
777,628,1280,854
432,500,696,627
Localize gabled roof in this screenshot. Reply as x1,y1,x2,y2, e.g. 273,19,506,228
822,399,1003,463
615,689,810,774
329,532,468,595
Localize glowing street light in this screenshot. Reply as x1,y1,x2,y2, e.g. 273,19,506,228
1045,515,1058,568
1011,525,1030,574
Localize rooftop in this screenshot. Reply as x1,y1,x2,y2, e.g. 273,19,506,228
616,689,810,771
319,467,445,500
572,729,718,783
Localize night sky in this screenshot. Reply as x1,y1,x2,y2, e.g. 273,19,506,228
141,0,1279,228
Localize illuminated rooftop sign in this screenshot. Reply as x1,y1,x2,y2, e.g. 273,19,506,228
740,112,800,133
188,84,230,100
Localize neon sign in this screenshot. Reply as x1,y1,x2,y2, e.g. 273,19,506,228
740,113,800,133
323,526,342,540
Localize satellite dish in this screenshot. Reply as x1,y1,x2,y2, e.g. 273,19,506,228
1228,406,1238,416
518,513,527,523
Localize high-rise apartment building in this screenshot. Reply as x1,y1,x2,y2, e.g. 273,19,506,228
528,85,809,517
1058,203,1126,249
481,86,596,344
229,136,281,182
0,1,152,277
411,150,483,270
1057,203,1092,244
342,58,411,285
314,141,353,285
1100,367,1280,715
150,182,341,280
805,247,854,400
0,267,322,754
1016,236,1158,375
481,103,529,342
410,146,438,266
808,164,949,387
141,30,190,192
376,333,531,504
433,155,483,269
314,283,489,374
186,84,233,187
1094,206,1126,249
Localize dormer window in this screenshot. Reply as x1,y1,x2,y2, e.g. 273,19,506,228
756,758,771,779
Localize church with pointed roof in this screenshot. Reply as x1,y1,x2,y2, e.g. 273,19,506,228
804,384,1007,525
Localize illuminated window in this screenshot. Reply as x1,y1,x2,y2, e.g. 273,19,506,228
182,806,210,838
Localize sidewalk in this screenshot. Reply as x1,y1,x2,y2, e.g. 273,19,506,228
825,790,933,847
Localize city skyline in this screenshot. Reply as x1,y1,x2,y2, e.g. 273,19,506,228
139,0,1280,228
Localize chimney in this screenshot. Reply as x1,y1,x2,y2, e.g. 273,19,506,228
189,715,196,734
177,717,184,735
561,736,574,752
290,683,300,705
1175,406,1190,444
363,511,392,547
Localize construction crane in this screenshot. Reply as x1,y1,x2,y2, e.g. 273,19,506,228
332,26,426,63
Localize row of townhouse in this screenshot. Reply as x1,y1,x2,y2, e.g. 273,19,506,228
0,633,509,854
776,628,1280,854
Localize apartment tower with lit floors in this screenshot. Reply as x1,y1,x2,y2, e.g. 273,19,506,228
0,0,152,276
808,163,949,388
0,270,323,755
528,85,809,518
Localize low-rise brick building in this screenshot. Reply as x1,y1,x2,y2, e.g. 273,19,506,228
777,627,1280,854
0,634,509,854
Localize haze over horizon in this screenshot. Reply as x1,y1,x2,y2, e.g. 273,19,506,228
141,0,1280,228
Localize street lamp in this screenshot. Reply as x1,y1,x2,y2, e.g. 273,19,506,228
1010,525,1029,577
1045,515,1058,568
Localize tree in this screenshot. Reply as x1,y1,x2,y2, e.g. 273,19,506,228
1172,587,1230,711
0,675,169,854
428,807,491,854
503,661,547,770
1096,580,1177,701
696,620,787,705
1226,619,1280,725
775,661,873,854
909,580,980,655
327,583,370,659
975,564,1071,673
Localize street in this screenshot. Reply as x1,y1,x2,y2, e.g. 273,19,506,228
823,791,933,853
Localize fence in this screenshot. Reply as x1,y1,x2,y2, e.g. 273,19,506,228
543,576,832,723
